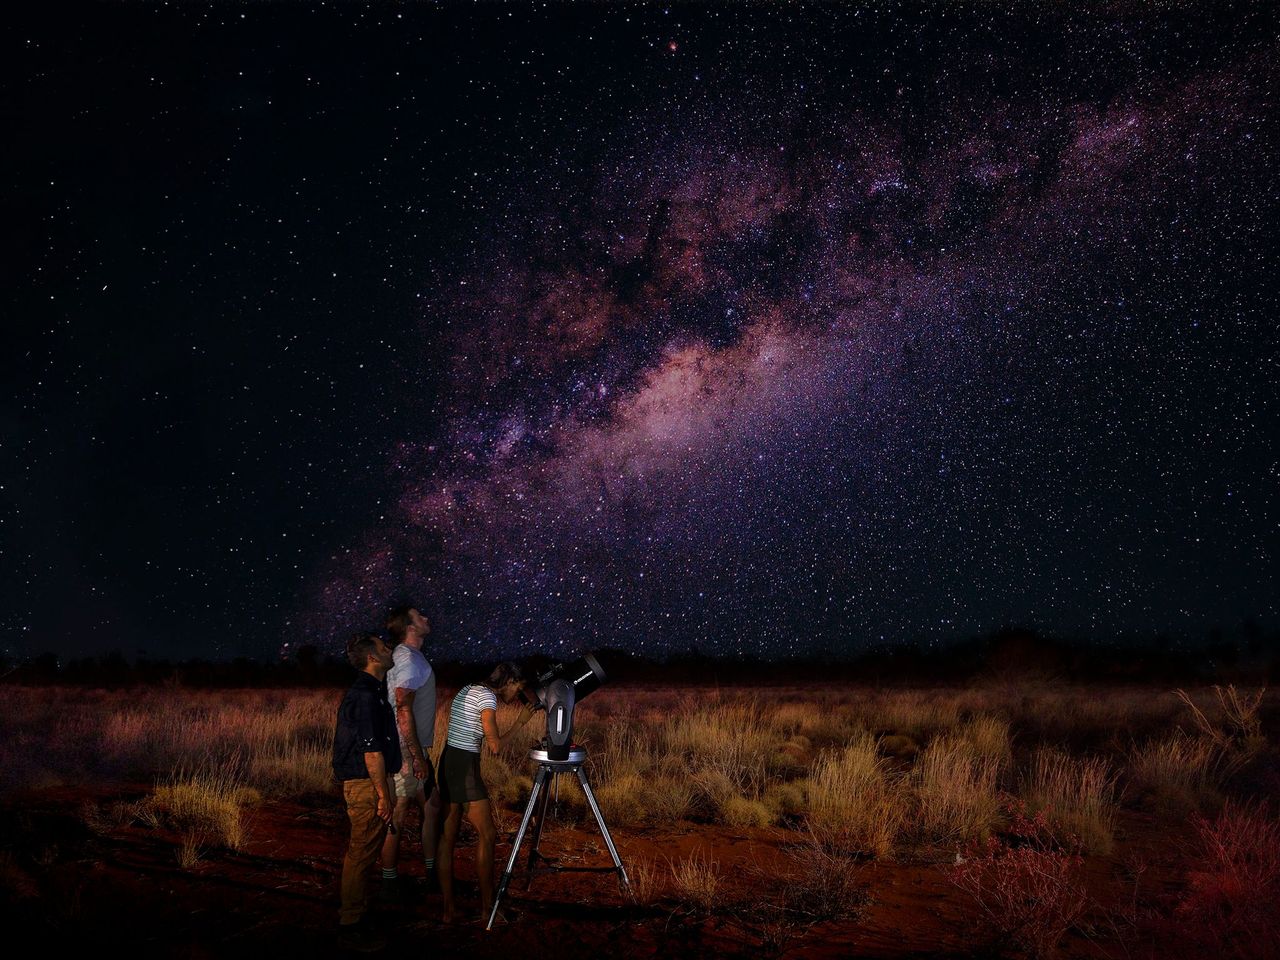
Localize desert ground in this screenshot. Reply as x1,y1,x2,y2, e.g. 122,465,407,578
0,680,1276,959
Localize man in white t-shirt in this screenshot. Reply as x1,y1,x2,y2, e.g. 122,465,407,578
379,603,441,899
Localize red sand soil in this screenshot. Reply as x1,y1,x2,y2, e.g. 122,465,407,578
0,781,1200,959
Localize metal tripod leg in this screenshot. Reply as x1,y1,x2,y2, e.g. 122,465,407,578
487,765,548,931
575,766,632,896
524,768,554,887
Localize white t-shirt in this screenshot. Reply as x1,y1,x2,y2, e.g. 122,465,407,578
386,643,436,750
446,683,498,753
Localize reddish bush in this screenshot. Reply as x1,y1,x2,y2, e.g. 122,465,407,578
950,797,1087,959
1172,802,1280,960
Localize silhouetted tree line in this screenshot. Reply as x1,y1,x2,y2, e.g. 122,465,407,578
2,623,1277,689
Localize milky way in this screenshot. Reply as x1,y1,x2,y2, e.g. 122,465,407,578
16,3,1272,663
305,12,1278,659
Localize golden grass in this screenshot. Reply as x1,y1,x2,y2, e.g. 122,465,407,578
176,830,206,869
149,763,260,852
957,714,1013,767
595,773,648,825
1126,733,1223,812
663,701,774,797
912,736,1002,845
722,795,776,829
805,731,905,858
0,681,1271,874
628,857,661,906
1176,685,1267,755
670,848,720,912
1023,748,1118,854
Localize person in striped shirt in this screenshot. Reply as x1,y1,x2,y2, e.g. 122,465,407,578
437,661,536,924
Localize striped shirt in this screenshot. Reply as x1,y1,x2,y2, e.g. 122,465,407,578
445,683,498,753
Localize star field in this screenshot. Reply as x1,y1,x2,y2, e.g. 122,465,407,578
5,4,1278,661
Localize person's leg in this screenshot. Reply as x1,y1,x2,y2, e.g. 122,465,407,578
465,798,498,921
340,779,386,926
380,792,410,881
437,801,463,923
422,773,442,878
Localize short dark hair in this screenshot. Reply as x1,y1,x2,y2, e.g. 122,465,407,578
346,632,382,670
484,661,525,690
385,605,416,646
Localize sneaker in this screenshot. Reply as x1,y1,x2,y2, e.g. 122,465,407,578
337,920,386,953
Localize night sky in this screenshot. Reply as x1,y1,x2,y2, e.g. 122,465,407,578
5,3,1278,662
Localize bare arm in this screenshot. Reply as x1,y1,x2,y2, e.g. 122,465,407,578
481,703,537,756
506,702,537,741
481,708,500,755
394,686,427,778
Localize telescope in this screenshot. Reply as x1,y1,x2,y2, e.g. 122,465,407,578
520,652,607,761
491,650,629,930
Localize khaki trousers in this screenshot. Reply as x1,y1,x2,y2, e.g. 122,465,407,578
340,778,389,925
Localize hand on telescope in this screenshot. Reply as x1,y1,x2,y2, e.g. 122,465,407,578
517,703,536,725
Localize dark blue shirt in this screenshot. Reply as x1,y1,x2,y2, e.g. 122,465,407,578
332,671,402,782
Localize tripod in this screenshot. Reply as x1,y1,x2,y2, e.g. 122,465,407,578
486,745,631,930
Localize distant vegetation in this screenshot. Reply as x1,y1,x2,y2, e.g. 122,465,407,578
2,676,1277,957
4,622,1278,689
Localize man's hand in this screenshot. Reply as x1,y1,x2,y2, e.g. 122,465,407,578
411,755,427,781
376,791,392,823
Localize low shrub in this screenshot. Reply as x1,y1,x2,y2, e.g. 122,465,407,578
951,798,1087,960
1171,802,1280,960
777,837,870,923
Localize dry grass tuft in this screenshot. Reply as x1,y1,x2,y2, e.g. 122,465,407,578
913,737,1001,845
1127,733,1223,813
762,781,808,821
1176,685,1267,757
722,795,776,829
176,830,206,869
1023,749,1118,854
957,715,1013,767
595,773,648,825
665,702,772,802
627,857,661,906
1174,801,1280,959
149,763,259,852
670,848,720,913
80,802,112,836
806,732,905,858
777,837,871,923
646,775,697,822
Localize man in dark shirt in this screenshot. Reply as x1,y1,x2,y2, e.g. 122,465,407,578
332,632,401,951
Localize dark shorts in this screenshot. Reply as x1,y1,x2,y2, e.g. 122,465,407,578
438,744,488,805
